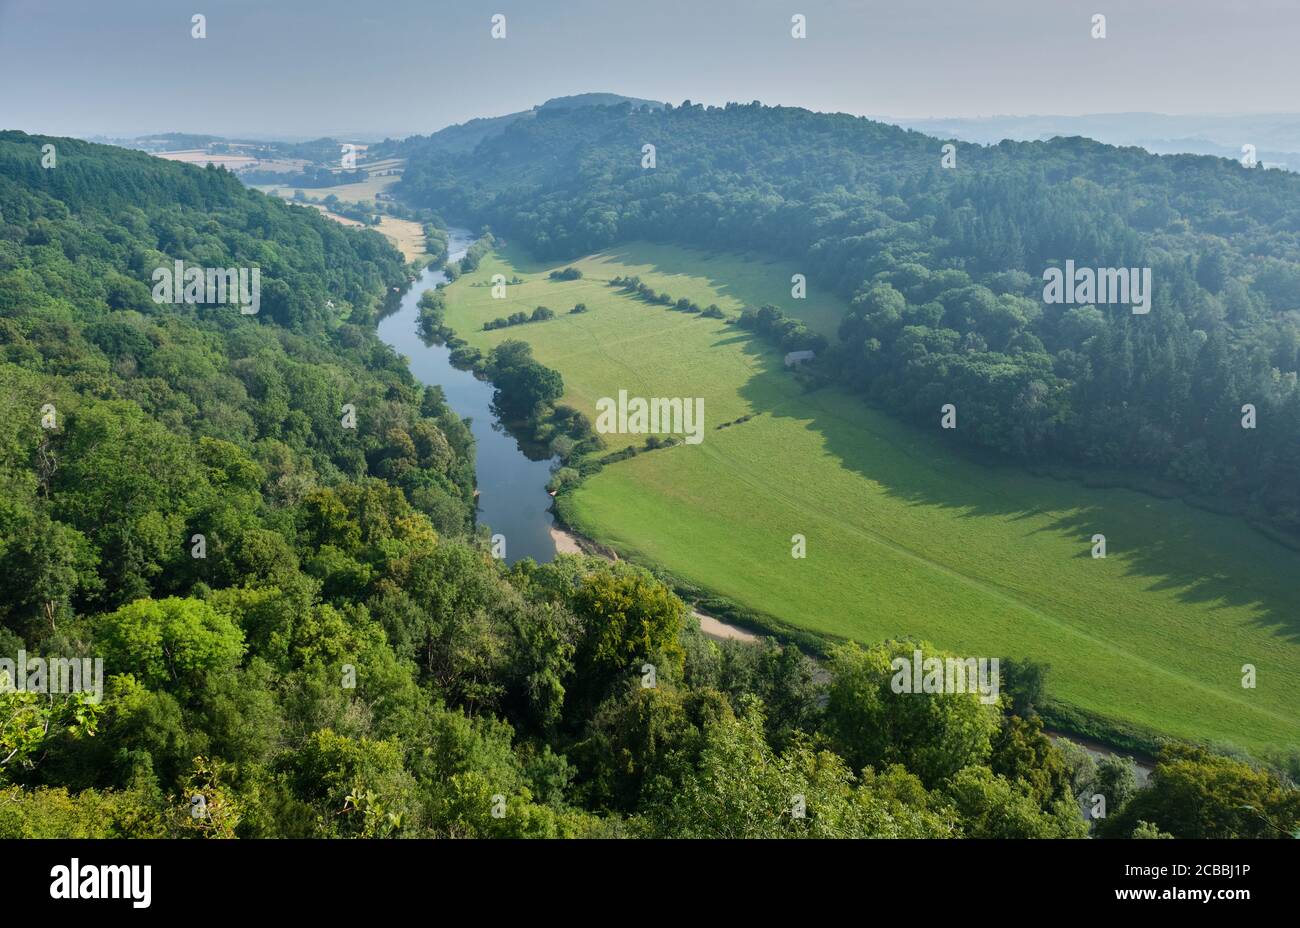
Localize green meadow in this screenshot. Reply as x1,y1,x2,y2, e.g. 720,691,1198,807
441,242,1300,755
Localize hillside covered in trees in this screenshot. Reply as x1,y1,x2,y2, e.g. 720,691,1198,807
1,133,1296,839
397,101,1300,537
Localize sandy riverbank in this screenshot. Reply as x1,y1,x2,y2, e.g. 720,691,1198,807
548,525,758,643
549,525,585,555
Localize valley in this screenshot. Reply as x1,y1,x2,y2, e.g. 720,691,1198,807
440,241,1300,755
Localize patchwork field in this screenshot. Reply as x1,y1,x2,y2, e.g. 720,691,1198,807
255,172,400,202
440,242,1300,755
259,181,427,261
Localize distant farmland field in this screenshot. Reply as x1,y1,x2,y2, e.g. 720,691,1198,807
255,172,399,203
260,177,426,260
439,242,1300,755
374,216,428,262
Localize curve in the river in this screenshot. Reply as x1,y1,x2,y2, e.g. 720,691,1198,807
376,228,559,565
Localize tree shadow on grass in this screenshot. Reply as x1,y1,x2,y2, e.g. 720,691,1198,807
528,235,1300,652
494,242,555,276
727,332,1300,650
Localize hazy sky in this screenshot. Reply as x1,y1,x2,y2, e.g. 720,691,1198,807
2,0,1297,139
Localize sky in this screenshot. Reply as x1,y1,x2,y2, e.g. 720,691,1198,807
1,0,1297,140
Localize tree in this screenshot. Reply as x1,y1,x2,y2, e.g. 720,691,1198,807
175,755,242,838
1087,755,1138,820
568,568,687,713
283,729,417,838
999,657,1050,718
486,340,564,420
95,597,245,694
400,543,509,711
708,637,822,751
0,784,166,838
944,766,1089,838
637,698,957,838
53,401,207,607
989,714,1074,811
0,686,102,780
822,641,1000,788
1101,745,1300,838
570,682,725,811
5,513,99,635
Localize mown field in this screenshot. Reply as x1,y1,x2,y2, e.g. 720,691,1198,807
371,216,427,262
256,178,427,261
440,242,1300,755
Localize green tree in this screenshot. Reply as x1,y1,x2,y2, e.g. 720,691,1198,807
568,568,687,712
638,698,957,838
95,597,245,693
944,765,1089,838
1102,745,1300,838
0,686,102,781
989,714,1075,811
822,641,1000,788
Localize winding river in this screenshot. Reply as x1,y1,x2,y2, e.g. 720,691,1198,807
376,228,559,564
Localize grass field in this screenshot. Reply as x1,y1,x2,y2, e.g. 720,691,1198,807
443,242,843,451
441,242,1300,755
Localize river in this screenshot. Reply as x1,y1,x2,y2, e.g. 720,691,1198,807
376,227,559,564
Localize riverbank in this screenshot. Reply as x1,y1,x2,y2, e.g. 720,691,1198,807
549,523,759,644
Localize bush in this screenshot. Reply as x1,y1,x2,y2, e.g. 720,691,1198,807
547,467,581,493
550,435,577,460
416,290,447,339
449,345,483,368
485,306,557,331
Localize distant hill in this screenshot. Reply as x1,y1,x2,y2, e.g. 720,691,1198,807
376,93,665,158
88,132,357,163
889,112,1300,172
